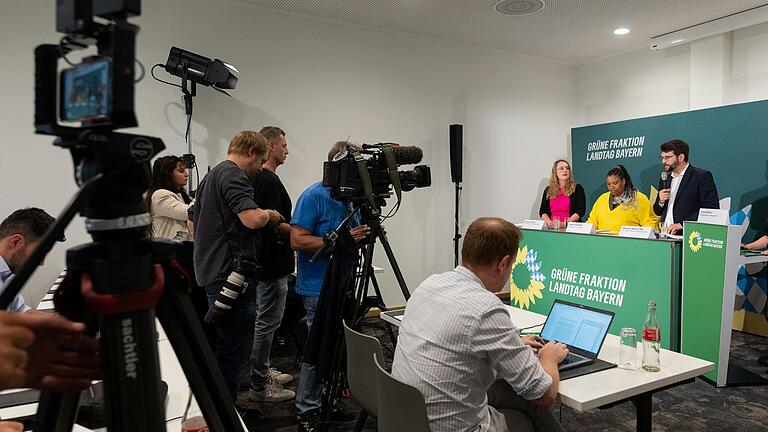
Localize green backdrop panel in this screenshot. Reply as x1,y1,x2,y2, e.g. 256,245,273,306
571,99,768,242
511,230,679,349
681,222,729,383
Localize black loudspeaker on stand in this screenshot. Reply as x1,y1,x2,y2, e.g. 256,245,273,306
450,124,463,267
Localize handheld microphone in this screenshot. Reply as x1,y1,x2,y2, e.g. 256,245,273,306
661,171,671,190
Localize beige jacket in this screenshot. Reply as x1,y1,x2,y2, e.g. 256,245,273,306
151,189,191,240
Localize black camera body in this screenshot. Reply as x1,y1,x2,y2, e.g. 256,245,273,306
34,1,165,223
204,255,262,327
35,0,141,137
231,255,262,278
322,143,431,203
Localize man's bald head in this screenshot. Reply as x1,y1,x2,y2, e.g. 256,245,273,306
461,217,521,268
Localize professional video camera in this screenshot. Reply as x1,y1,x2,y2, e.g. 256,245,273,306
322,143,431,205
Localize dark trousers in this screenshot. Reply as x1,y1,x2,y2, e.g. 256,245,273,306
487,380,565,432
206,278,258,399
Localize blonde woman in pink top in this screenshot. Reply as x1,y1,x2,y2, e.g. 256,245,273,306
538,159,586,229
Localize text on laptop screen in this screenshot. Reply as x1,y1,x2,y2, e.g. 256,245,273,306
540,302,612,354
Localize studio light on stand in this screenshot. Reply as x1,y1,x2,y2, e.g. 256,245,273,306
152,47,239,193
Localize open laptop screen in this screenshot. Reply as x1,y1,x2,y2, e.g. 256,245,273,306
540,301,614,355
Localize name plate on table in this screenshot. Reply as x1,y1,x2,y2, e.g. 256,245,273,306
520,220,547,230
565,222,594,234
618,226,655,239
697,208,729,226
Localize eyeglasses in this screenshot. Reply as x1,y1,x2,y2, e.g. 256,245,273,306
556,167,571,171
660,155,676,161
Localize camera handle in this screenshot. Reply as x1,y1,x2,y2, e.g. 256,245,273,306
309,206,362,263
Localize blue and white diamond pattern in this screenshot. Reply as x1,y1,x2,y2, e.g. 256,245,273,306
736,263,767,314
525,250,546,283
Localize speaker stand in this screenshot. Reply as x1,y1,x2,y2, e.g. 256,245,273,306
453,181,462,267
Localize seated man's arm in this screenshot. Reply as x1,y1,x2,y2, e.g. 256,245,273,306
291,225,322,252
532,342,568,405
477,307,567,407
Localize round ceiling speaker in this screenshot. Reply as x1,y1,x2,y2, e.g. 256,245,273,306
494,0,545,16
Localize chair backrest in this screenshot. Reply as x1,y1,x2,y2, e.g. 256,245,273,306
343,320,384,418
374,353,430,432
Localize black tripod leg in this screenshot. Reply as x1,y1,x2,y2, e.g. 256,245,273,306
155,277,246,432
33,392,80,432
368,273,386,309
376,230,410,301
354,242,375,316
367,273,397,348
100,311,167,431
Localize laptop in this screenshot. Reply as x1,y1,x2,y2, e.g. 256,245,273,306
539,300,615,372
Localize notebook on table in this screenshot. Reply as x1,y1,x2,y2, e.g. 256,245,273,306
539,300,617,379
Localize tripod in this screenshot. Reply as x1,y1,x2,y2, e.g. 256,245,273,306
320,203,412,425
0,131,246,431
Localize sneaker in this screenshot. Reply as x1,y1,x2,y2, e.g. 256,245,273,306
268,367,293,385
248,379,296,403
298,412,323,432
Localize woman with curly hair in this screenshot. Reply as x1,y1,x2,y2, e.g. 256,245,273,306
586,164,658,232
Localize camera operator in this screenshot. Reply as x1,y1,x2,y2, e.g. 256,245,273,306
246,126,295,403
188,131,284,401
293,141,371,432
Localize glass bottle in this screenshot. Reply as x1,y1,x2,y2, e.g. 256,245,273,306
641,300,661,372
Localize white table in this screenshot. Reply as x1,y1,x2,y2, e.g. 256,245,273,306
381,305,714,432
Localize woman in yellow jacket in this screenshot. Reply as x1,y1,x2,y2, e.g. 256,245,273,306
587,165,658,232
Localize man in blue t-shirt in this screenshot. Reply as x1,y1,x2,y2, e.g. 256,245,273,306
292,141,369,432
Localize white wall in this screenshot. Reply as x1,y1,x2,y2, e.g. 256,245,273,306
0,0,575,307
575,22,768,126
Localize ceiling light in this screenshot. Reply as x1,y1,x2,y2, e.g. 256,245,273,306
613,28,630,35
494,0,545,16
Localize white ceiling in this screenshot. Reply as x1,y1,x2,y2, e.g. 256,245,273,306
222,0,768,64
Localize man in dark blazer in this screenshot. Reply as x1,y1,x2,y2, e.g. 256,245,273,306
653,139,719,234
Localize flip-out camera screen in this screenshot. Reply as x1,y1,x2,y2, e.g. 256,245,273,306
59,59,111,123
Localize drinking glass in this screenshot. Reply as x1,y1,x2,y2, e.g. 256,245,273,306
618,327,639,369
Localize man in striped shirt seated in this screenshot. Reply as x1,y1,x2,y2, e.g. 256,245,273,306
392,217,568,432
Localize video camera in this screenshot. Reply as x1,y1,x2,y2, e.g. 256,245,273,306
35,1,142,135
322,143,431,205
34,0,164,222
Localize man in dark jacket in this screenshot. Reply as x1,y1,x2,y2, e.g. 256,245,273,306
653,139,719,234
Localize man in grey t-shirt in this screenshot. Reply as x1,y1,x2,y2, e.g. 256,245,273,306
188,130,283,399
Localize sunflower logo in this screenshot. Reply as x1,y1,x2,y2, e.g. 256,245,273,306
510,246,546,309
688,231,703,253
